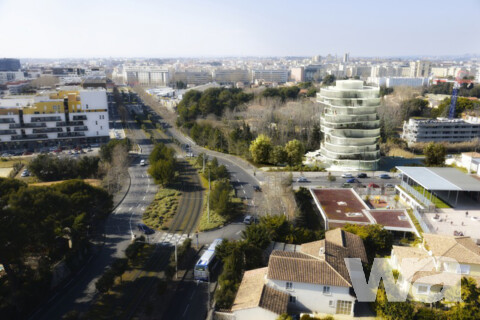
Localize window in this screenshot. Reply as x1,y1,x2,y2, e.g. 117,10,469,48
335,300,352,315
417,285,429,295
329,300,335,308
95,121,98,125
289,296,296,303
457,264,470,275
286,282,293,290
323,286,331,295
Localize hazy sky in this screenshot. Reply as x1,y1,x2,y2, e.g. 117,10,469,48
1,0,479,58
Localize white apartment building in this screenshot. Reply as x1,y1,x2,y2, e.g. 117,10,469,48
317,80,381,171
368,77,429,87
251,69,288,84
121,66,169,86
212,69,249,84
0,88,109,151
402,117,480,145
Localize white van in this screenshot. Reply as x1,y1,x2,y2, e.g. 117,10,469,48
140,159,146,166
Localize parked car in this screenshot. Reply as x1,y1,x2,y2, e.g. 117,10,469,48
1,153,11,157
368,183,380,188
379,174,391,179
140,159,146,166
342,183,352,188
253,185,261,192
137,223,154,235
346,178,356,183
357,173,368,178
341,173,353,178
296,176,308,183
243,215,253,225
385,183,395,188
21,170,30,177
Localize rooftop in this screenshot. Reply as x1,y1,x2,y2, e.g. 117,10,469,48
369,209,417,232
231,267,289,315
397,166,480,192
310,188,371,224
423,233,480,265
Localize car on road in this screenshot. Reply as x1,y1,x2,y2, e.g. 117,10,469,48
357,173,368,178
137,223,155,235
243,215,257,225
346,178,356,183
140,159,146,166
385,183,395,188
368,183,380,188
341,173,353,178
253,185,261,192
296,176,308,183
379,174,391,179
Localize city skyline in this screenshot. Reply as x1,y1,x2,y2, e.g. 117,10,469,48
1,0,479,59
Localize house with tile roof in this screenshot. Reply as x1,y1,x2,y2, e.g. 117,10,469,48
390,233,480,302
231,229,368,318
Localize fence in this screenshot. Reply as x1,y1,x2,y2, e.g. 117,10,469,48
400,180,434,208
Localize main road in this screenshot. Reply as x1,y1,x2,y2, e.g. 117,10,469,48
29,108,159,320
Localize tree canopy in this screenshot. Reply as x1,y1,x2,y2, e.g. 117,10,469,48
423,142,446,167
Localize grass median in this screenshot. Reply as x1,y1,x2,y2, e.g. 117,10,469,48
143,188,181,230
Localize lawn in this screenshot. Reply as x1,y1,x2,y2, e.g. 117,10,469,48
411,185,451,208
30,179,102,187
143,188,181,230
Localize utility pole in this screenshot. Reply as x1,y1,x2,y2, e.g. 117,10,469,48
174,241,178,279
207,169,211,223
203,154,205,174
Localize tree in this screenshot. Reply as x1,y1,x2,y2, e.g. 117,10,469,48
241,224,272,249
322,74,336,86
343,224,393,263
249,134,273,164
270,145,287,165
148,159,175,186
423,142,446,167
285,139,305,166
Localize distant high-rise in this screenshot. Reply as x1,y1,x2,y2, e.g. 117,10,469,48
343,53,349,63
0,58,21,72
318,80,380,170
312,55,322,63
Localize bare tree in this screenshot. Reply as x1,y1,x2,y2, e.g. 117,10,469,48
103,144,129,193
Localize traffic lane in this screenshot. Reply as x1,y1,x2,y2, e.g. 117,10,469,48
293,177,401,188
163,281,208,320
31,155,155,319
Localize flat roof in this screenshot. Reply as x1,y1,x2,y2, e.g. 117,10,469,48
310,188,372,224
397,167,480,192
368,210,418,236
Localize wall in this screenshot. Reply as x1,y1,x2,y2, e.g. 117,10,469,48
267,279,354,316
233,307,278,320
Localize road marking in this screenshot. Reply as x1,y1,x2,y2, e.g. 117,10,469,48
189,290,195,300
142,174,145,178
129,207,133,211
243,190,246,194
236,178,240,182
236,230,242,235
143,196,146,200
183,304,190,317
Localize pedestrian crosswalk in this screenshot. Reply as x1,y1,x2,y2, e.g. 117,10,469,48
154,232,190,245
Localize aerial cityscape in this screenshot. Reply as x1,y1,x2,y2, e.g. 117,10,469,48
1,1,480,320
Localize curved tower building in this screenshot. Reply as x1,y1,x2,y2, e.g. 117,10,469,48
318,80,380,170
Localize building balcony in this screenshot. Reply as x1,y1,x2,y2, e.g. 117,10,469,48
9,123,47,129
320,148,380,161
72,115,87,120
322,142,379,154
74,126,88,132
0,130,17,135
31,116,62,122
58,132,85,138
32,128,63,133
56,121,84,127
321,120,380,130
326,135,379,146
0,118,15,124
328,128,381,138
11,134,48,140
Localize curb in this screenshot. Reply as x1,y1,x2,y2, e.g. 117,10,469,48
112,167,132,212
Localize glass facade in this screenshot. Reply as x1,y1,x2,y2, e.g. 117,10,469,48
318,80,380,170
